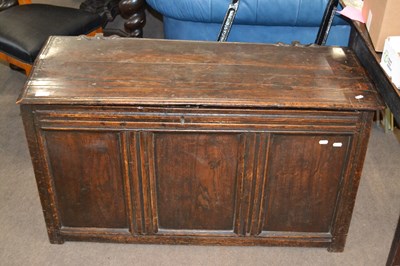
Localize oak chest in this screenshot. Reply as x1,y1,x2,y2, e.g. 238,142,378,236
18,36,383,251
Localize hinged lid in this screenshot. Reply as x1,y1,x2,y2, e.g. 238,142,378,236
17,36,383,110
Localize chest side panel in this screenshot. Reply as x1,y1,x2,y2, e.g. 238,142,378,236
43,131,128,229
263,134,351,233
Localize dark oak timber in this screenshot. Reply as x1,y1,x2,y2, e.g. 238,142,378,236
117,0,145,37
79,0,145,37
18,37,383,251
343,5,400,258
264,134,350,233
348,20,400,123
387,214,400,266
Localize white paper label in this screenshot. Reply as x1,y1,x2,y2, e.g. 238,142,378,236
35,90,50,97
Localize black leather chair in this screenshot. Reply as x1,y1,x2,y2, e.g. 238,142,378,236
0,0,103,75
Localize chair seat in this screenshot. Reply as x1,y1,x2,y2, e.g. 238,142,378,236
0,4,102,64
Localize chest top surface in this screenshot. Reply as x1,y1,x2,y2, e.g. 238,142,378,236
18,36,382,110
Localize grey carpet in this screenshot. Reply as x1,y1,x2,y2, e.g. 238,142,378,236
1,3,400,265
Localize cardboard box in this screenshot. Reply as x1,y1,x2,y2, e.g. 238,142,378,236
380,36,400,89
362,0,400,51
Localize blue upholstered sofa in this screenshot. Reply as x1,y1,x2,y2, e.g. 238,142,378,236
146,0,351,46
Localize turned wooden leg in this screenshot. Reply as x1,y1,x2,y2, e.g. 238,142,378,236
387,215,400,266
118,0,146,37
79,0,120,23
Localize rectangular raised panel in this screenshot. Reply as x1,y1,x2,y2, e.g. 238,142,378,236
263,134,351,233
154,133,241,231
44,131,128,229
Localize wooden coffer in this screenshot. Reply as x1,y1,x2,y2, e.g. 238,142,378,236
18,37,383,251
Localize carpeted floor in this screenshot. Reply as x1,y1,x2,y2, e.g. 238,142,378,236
0,2,399,265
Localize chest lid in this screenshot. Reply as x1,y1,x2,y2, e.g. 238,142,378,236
17,36,382,110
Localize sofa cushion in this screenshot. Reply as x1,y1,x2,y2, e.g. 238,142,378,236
163,17,350,45
147,0,348,26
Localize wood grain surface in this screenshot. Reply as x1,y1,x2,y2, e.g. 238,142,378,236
18,36,382,110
